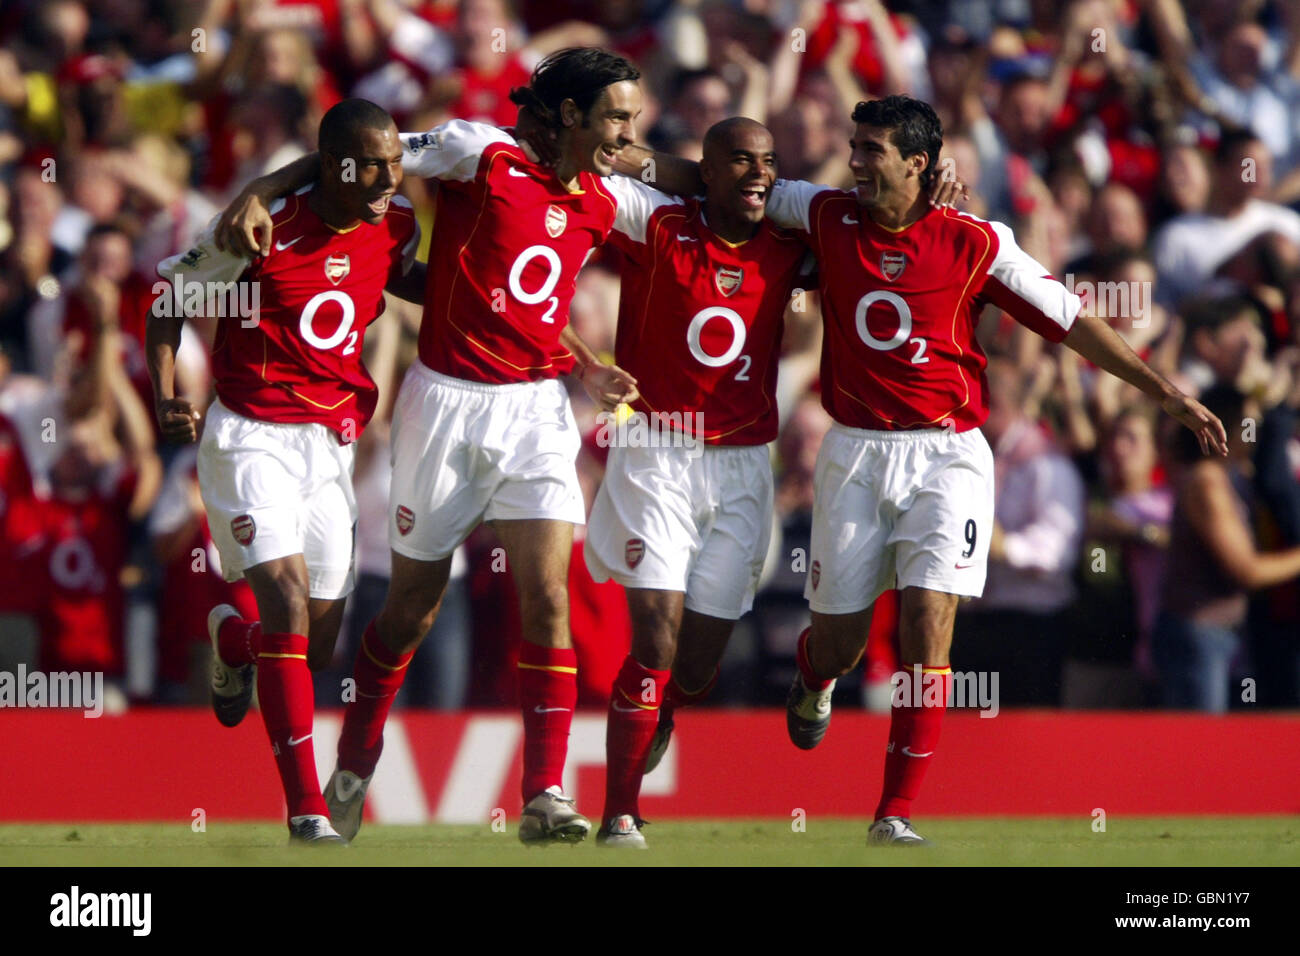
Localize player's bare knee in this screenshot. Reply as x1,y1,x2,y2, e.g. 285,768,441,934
520,578,568,630
305,642,334,672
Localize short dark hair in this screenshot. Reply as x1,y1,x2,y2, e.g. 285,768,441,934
1215,126,1263,165
851,95,944,189
318,98,395,159
509,47,640,129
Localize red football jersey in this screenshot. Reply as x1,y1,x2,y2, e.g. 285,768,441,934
156,187,419,440
767,181,1082,431
608,187,810,445
401,121,634,384
0,412,45,615
37,465,137,676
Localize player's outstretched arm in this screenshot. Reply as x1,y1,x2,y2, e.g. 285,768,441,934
612,145,704,197
215,153,322,257
1063,312,1228,456
560,326,639,412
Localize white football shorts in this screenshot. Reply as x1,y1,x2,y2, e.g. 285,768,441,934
806,423,994,614
586,441,773,620
387,360,585,561
197,398,357,600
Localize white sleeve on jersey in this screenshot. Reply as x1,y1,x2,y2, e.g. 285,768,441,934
400,119,515,182
156,215,249,284
765,179,832,232
985,219,1081,338
602,175,684,244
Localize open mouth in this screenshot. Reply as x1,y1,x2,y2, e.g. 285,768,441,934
739,183,768,209
367,195,393,215
599,145,620,164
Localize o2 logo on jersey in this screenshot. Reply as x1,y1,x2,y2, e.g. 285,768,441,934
625,537,645,569
49,537,106,592
686,306,752,381
714,266,743,298
324,254,351,286
544,205,567,239
299,290,359,355
881,252,906,281
855,290,929,364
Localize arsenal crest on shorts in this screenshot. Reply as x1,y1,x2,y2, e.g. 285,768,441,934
231,515,256,546
545,205,567,239
715,266,743,297
625,537,645,569
880,251,906,281
325,254,351,285
395,505,415,536
811,559,821,590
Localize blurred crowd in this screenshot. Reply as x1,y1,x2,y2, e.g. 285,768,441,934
1,0,1298,715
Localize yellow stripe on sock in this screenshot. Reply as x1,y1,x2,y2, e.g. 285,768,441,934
362,634,410,672
921,666,952,675
617,687,658,710
258,652,307,660
517,661,578,675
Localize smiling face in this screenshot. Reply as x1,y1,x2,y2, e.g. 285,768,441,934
701,121,776,223
848,123,926,210
562,80,642,177
324,122,403,225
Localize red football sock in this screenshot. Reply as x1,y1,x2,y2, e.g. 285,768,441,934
603,656,669,823
663,668,718,711
217,615,262,667
796,627,833,691
875,665,952,821
337,622,413,779
517,642,578,802
256,632,326,820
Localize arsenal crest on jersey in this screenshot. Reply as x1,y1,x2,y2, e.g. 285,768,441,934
715,266,744,298
395,504,415,536
880,251,906,281
231,515,256,546
625,537,645,569
545,205,567,239
325,254,351,285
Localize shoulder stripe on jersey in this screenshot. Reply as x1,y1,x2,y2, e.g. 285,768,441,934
588,175,619,222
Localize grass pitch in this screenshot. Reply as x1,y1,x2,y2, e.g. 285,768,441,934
1,817,1296,866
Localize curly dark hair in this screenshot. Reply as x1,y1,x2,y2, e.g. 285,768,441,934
851,95,944,189
508,47,641,129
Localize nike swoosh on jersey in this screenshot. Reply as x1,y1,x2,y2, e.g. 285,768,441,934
287,734,312,747
842,214,859,225
901,746,933,758
508,167,531,177
676,234,699,241
533,705,569,713
275,237,303,251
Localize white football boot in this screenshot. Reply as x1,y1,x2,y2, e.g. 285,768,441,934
867,816,930,846
596,814,648,849
324,767,373,843
518,786,591,845
207,604,255,728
